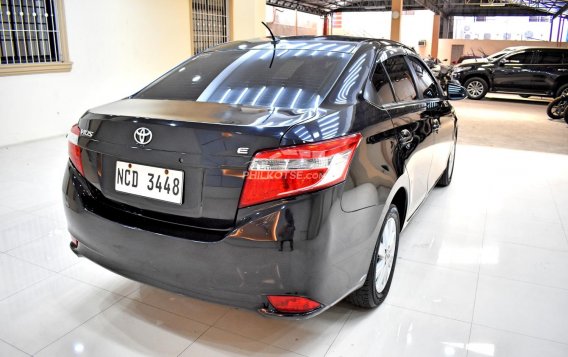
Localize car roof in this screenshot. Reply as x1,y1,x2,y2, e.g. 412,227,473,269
509,46,567,51
206,35,414,54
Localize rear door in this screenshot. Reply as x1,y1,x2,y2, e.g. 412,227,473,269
379,53,435,216
530,49,567,94
405,56,455,188
493,50,537,93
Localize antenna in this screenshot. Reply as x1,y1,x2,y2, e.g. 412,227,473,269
262,22,280,45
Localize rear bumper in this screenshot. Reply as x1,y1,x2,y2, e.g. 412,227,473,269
63,163,383,318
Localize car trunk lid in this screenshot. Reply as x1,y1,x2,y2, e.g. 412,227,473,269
76,99,314,229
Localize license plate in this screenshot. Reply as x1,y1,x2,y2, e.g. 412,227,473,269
115,161,184,204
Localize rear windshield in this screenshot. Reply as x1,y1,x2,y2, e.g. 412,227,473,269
134,49,352,109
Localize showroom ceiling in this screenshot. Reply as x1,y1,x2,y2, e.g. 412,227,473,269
266,0,568,17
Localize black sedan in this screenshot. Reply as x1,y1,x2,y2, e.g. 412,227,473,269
63,36,466,318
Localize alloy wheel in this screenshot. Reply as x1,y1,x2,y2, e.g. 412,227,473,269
375,217,397,293
466,81,484,97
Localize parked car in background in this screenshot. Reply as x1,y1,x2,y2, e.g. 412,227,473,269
423,56,452,92
453,54,483,64
451,47,568,99
63,36,467,319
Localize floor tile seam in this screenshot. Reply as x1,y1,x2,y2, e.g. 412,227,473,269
383,302,473,324
0,272,55,303
211,323,313,356
4,248,80,274
0,336,31,356
30,295,128,356
120,292,221,327
397,256,480,275
470,321,568,347
323,310,353,357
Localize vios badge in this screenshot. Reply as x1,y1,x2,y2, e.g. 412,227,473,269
134,127,152,145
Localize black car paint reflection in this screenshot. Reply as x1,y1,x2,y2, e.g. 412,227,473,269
63,36,461,318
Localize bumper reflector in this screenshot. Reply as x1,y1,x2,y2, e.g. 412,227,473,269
70,237,79,249
267,295,321,314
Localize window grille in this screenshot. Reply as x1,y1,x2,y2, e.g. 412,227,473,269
192,0,228,55
0,0,62,65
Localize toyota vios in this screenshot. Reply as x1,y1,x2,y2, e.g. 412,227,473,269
63,36,466,318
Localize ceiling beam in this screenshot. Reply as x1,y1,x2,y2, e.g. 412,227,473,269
413,0,445,15
553,2,568,18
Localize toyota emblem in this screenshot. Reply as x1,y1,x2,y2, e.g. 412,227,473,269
134,127,152,145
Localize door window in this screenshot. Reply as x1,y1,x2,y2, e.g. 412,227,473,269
382,56,418,102
369,62,396,105
407,57,440,99
534,51,564,65
505,51,534,64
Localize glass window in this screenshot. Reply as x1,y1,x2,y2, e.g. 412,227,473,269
0,0,63,65
369,62,395,105
408,57,439,99
535,51,564,65
505,51,534,64
135,49,352,109
192,0,228,55
382,56,417,102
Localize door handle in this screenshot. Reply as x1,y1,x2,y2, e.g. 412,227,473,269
432,119,440,131
399,129,413,147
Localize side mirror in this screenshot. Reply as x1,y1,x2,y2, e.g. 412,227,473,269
498,59,507,67
446,82,467,101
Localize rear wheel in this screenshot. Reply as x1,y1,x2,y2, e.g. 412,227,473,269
547,96,568,119
347,205,400,309
437,142,456,187
464,77,488,100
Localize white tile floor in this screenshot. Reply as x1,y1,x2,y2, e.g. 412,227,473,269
1,136,568,357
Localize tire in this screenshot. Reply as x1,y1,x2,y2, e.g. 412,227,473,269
437,141,456,187
564,109,568,124
464,77,488,100
547,96,568,119
555,84,568,98
347,205,400,309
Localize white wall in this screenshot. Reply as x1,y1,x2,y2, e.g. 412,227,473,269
231,0,266,40
0,0,192,147
400,11,434,58
336,10,435,57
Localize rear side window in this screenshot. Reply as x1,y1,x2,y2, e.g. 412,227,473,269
382,56,417,102
135,49,351,109
407,57,439,99
535,51,564,64
369,62,395,105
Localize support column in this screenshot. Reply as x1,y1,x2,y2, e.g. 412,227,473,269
431,14,440,58
439,15,453,39
390,0,403,41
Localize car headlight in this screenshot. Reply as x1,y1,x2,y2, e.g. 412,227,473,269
453,66,472,73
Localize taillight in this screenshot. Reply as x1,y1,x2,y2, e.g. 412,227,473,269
239,134,362,208
267,295,322,314
68,124,84,176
